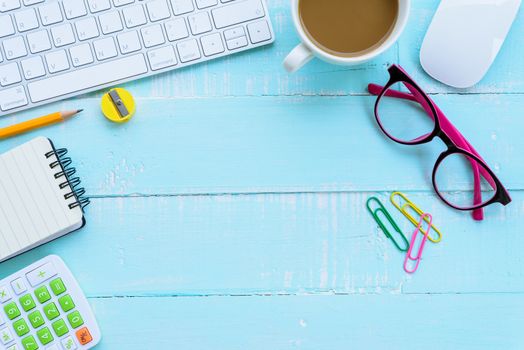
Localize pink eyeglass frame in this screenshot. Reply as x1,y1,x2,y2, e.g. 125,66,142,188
368,65,511,221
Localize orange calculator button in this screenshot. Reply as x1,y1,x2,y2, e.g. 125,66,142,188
76,327,93,345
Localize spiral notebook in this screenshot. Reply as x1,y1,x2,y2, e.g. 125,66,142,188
0,137,89,263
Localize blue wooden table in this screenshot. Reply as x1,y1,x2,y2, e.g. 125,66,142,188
2,0,524,348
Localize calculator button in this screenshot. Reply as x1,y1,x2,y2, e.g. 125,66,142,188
0,326,14,344
34,286,51,304
28,310,44,329
21,335,38,350
26,263,57,287
46,345,59,350
36,327,54,345
7,344,20,350
49,278,66,296
61,335,76,350
4,302,21,320
67,311,83,329
51,318,68,337
75,327,92,345
19,294,36,312
43,303,59,320
10,279,27,295
13,318,30,337
58,295,75,312
0,286,12,303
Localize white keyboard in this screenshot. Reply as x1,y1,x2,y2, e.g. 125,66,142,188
0,0,274,116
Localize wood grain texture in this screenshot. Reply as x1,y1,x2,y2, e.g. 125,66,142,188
1,0,523,348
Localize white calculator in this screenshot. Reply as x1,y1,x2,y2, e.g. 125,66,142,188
0,256,101,350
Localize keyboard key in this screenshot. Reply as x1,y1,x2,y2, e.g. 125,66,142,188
19,294,36,312
177,38,200,62
36,326,53,345
226,35,247,50
196,0,216,9
51,23,75,46
13,318,29,336
50,278,66,296
61,335,77,350
27,310,44,328
87,0,110,13
0,86,27,111
52,318,68,337
70,43,94,66
3,36,27,59
117,30,141,53
43,302,60,320
141,24,165,48
34,285,51,303
164,18,188,41
146,0,170,22
21,56,45,79
6,344,19,350
112,0,133,6
123,4,146,28
21,335,38,350
75,17,99,40
67,311,84,329
27,54,148,102
93,37,117,60
14,9,38,32
147,45,177,70
212,0,264,29
247,19,270,43
58,294,75,312
45,50,69,73
76,327,93,345
200,32,223,56
0,15,15,38
0,0,20,13
23,0,44,5
63,0,87,19
0,327,14,344
3,302,20,320
10,279,27,295
188,11,211,35
0,62,22,86
170,0,193,15
224,25,244,40
0,286,11,303
39,2,63,25
99,11,122,34
27,30,51,53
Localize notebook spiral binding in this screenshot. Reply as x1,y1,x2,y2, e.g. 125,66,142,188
45,148,90,211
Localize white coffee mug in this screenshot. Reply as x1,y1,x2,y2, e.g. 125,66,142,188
283,0,411,73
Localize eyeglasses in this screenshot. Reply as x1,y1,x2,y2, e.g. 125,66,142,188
368,65,511,221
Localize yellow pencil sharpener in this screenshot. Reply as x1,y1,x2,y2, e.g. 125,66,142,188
101,88,136,123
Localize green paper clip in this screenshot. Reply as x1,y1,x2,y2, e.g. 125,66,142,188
366,197,409,252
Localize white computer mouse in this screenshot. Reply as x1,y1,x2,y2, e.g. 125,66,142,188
420,0,521,88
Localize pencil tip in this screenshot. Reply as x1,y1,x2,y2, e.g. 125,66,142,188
77,109,84,113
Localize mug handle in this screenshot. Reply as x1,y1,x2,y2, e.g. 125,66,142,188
283,43,314,73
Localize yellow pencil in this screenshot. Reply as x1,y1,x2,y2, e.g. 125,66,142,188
0,109,83,139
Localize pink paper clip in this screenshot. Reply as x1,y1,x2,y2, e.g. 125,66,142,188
404,213,432,274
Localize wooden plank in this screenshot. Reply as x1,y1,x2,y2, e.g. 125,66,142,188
34,0,519,99
90,294,524,349
0,95,521,196
1,192,521,296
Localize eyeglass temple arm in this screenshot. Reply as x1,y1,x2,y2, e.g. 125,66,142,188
368,83,487,220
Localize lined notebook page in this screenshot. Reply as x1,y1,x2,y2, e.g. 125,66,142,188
0,137,84,262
